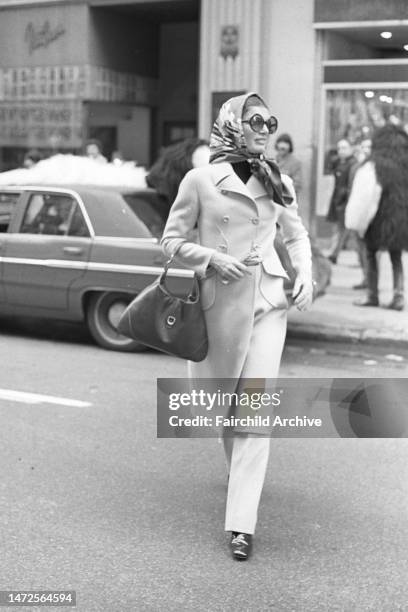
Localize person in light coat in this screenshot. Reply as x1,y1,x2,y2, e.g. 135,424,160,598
161,92,313,560
345,125,408,310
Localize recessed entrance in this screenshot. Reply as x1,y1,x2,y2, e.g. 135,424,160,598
87,0,200,165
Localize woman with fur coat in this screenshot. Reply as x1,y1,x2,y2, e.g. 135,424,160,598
346,124,408,310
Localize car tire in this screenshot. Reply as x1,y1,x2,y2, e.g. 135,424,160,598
86,292,147,352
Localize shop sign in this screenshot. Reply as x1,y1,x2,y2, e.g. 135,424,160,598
25,21,66,55
0,101,82,148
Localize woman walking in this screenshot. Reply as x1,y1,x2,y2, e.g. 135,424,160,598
161,93,313,560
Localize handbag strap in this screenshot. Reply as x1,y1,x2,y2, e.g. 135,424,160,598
160,249,200,302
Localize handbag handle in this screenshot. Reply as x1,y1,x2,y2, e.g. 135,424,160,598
159,251,200,303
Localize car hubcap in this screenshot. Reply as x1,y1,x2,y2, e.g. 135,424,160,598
107,301,128,329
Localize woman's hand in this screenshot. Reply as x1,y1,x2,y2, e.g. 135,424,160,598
292,275,314,311
209,252,251,282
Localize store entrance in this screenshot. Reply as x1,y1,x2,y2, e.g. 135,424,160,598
88,0,200,167
315,24,408,234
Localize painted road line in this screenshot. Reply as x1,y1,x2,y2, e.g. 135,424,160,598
0,388,92,408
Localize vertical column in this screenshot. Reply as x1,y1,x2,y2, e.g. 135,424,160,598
260,0,316,226
198,0,262,138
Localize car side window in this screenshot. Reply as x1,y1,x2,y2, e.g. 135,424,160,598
68,204,90,237
0,192,20,232
21,194,89,237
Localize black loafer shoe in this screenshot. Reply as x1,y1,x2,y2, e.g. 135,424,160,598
230,532,252,561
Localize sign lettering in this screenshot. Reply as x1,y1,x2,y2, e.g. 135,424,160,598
25,21,66,55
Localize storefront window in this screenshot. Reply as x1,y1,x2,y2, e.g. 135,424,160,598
324,88,408,173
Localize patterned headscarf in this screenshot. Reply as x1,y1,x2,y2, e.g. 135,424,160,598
209,92,293,206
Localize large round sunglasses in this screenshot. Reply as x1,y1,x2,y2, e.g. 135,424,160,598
242,114,279,134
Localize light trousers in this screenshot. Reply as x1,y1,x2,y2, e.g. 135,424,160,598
224,434,270,534
223,273,287,534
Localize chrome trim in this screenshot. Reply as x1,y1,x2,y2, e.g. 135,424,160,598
87,262,193,277
0,256,194,278
92,236,158,243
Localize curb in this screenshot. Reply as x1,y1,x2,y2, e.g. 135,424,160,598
287,322,408,350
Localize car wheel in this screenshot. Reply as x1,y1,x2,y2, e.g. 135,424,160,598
86,292,147,352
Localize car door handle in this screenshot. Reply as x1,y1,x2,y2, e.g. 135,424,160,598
63,246,84,255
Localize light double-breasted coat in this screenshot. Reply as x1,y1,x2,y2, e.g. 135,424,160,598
161,161,312,432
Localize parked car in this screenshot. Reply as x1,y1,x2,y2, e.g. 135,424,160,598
0,185,193,351
0,183,331,352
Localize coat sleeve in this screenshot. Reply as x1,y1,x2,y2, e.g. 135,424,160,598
277,175,313,278
160,169,216,278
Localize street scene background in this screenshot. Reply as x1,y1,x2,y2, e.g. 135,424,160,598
0,0,407,610
0,322,407,610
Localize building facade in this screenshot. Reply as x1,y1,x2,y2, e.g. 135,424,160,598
0,0,407,230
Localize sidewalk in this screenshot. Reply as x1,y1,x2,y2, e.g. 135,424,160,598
287,249,408,348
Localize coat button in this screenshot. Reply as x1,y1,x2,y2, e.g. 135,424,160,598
222,215,229,223
251,217,260,225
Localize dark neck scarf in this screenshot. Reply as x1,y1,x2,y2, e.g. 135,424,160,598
232,160,251,184
209,92,294,206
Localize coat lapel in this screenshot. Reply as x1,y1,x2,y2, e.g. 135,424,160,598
210,162,264,212
246,174,269,200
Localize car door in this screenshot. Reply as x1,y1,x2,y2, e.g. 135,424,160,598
0,190,22,304
2,190,92,310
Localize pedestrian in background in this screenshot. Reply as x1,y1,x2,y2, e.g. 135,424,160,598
346,125,408,310
84,139,108,164
326,139,357,264
111,150,125,166
161,92,313,561
146,138,210,218
275,133,302,195
23,149,42,169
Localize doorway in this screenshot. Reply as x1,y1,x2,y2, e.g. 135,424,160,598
88,0,200,166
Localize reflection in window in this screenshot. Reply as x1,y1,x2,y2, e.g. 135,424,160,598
324,89,408,173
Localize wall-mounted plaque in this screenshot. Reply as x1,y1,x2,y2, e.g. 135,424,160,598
220,25,239,60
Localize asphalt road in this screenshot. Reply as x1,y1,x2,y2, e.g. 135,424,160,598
0,317,407,612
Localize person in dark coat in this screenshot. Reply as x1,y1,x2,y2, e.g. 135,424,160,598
352,125,408,310
146,138,210,217
326,139,357,263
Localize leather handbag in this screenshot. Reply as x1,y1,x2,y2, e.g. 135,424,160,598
117,257,208,362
